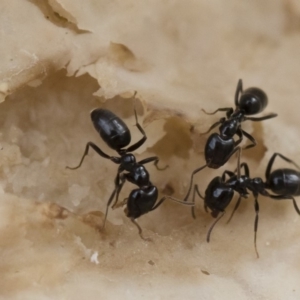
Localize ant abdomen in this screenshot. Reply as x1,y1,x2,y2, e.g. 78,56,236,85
126,186,159,219
90,108,131,150
266,168,300,195
239,87,268,115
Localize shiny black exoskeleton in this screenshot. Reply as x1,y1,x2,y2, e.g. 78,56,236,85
193,153,300,257
183,79,277,202
67,95,178,239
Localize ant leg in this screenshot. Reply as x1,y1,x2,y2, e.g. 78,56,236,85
226,146,242,179
226,195,242,224
183,164,207,202
265,193,300,215
200,118,225,135
204,204,208,213
291,197,300,215
102,172,124,229
194,184,204,199
254,196,260,258
191,184,204,219
234,128,243,147
265,153,300,180
66,142,119,170
202,108,233,116
126,94,147,152
233,162,250,177
206,212,225,242
241,163,250,176
151,196,195,211
234,79,243,106
150,197,166,211
138,156,168,171
242,130,257,150
111,175,126,209
113,197,128,209
245,113,278,122
236,147,242,179
101,188,117,230
221,170,235,181
130,218,152,241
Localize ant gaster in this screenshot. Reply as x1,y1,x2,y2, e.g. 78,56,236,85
192,153,300,258
67,92,192,240
183,79,277,202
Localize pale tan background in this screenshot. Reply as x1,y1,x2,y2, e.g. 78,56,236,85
1,1,300,299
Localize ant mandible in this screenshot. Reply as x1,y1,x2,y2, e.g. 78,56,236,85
192,152,300,258
67,92,192,240
183,79,277,202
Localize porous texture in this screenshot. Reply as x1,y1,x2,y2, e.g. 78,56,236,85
1,1,300,299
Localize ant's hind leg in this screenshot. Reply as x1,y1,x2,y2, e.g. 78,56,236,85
265,153,300,180
267,193,300,215
66,142,117,170
200,118,225,135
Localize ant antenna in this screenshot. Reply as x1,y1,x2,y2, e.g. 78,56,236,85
130,218,152,242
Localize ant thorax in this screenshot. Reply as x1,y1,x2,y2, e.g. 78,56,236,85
120,153,136,171
251,177,265,192
219,110,245,138
219,119,239,138
125,164,150,187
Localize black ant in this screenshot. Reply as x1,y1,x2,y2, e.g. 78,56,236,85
67,93,192,240
183,79,277,202
192,153,300,257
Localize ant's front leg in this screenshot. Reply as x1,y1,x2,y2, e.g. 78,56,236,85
202,107,233,116
241,130,257,150
200,118,226,135
138,156,168,171
245,113,278,122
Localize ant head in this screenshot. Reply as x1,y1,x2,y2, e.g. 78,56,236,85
205,177,234,212
239,87,268,115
